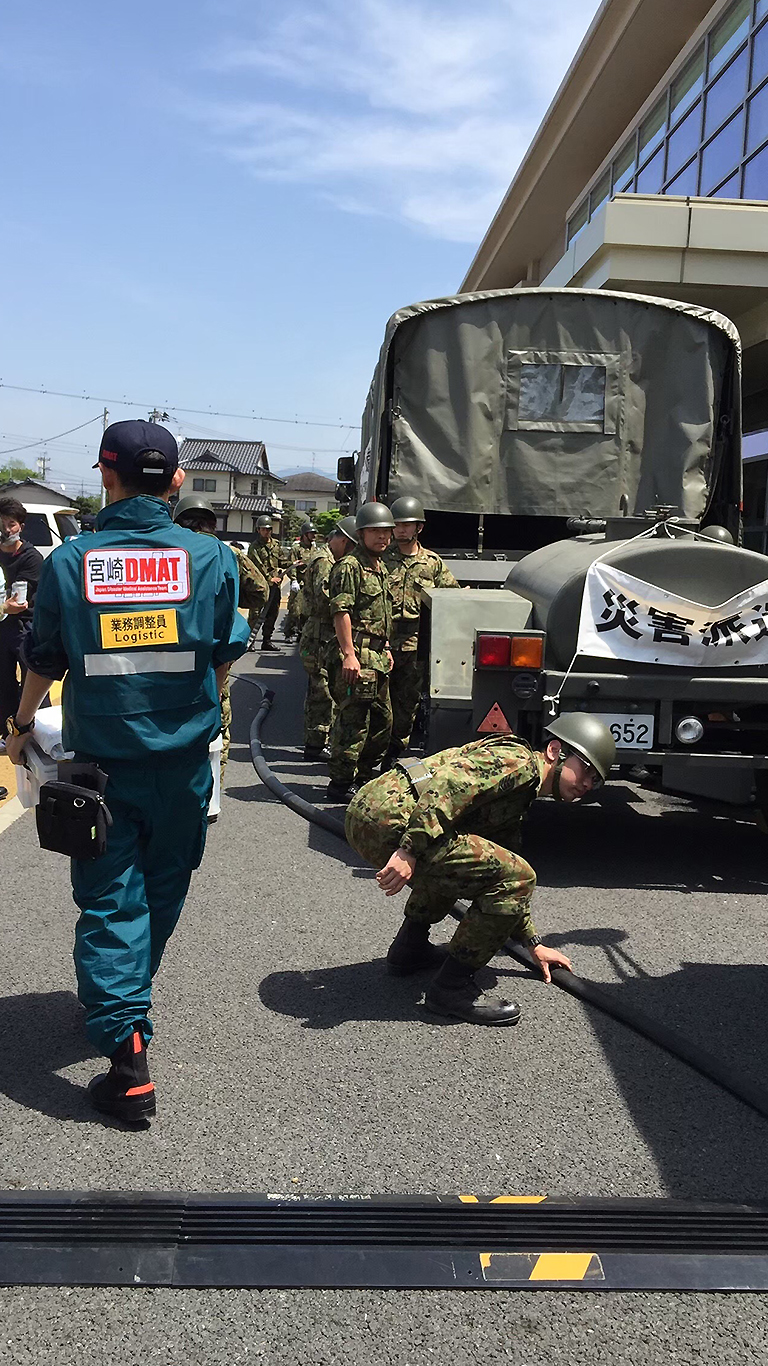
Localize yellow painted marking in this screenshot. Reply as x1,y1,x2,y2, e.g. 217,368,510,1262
529,1253,595,1281
490,1196,547,1205
459,1196,478,1204
100,609,178,649
479,1253,492,1270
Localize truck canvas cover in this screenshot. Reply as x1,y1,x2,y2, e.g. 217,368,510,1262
361,289,742,524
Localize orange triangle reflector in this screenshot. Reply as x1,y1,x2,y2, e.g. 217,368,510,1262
477,702,511,734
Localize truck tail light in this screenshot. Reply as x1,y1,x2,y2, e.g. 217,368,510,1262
510,636,544,669
476,634,511,667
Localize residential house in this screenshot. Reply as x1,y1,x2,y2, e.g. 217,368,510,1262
280,471,339,517
177,439,285,537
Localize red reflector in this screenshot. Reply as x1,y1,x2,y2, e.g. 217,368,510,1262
476,634,511,667
477,703,512,734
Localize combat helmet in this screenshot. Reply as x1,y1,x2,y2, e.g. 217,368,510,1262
330,515,358,544
173,495,216,525
255,514,273,529
390,495,425,522
299,521,316,535
544,712,616,800
699,524,735,545
355,501,396,531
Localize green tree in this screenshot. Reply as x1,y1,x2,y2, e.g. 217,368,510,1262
315,508,342,537
73,494,101,516
0,461,36,485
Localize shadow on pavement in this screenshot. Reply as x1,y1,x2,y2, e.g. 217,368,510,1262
0,990,99,1123
523,787,768,895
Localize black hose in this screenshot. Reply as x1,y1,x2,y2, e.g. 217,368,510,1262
245,681,768,1122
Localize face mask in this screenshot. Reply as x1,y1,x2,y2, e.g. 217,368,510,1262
0,531,20,546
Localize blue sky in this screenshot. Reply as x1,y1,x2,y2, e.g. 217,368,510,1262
1,0,601,496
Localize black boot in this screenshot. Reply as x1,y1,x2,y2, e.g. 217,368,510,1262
303,744,331,762
88,1027,156,1123
386,918,448,975
424,957,521,1026
326,781,358,803
261,639,281,652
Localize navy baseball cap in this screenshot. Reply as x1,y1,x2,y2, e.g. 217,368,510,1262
94,420,179,477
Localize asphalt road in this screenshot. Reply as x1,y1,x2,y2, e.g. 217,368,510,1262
2,638,768,1361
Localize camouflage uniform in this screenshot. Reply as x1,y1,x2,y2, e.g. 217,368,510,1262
326,544,392,786
247,535,285,643
299,542,335,749
346,735,545,968
220,546,269,773
384,543,459,754
285,537,315,640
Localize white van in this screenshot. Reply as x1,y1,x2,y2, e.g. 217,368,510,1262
18,502,80,559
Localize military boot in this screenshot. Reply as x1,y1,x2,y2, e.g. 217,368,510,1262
424,957,521,1026
326,781,358,803
386,917,447,975
88,1027,156,1123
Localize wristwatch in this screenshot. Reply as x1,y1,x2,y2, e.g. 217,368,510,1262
526,934,543,950
6,715,34,738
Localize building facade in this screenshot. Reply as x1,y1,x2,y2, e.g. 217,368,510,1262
463,0,768,546
177,439,285,536
280,471,339,516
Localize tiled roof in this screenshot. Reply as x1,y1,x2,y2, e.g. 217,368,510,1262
281,471,337,492
230,496,276,513
179,439,284,481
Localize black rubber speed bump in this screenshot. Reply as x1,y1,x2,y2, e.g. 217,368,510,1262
4,1193,768,1289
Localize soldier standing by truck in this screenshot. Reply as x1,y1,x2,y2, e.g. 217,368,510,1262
346,713,615,1025
248,514,286,652
325,502,395,803
284,521,316,642
383,495,459,765
299,517,358,761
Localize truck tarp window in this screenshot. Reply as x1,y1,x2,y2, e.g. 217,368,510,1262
518,364,606,426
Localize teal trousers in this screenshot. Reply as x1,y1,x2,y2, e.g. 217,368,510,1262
70,752,213,1057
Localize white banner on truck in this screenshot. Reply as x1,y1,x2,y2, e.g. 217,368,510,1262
577,561,768,668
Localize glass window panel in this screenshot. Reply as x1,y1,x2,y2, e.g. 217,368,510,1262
639,97,668,159
519,365,606,425
567,198,588,244
704,47,749,137
708,0,751,77
748,81,768,150
758,0,768,21
701,110,745,191
671,47,705,120
613,137,636,190
636,144,665,193
665,157,699,195
744,139,768,194
667,101,702,177
712,169,741,195
752,20,768,88
590,169,611,216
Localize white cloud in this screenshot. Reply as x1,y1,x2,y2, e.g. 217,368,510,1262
190,0,602,243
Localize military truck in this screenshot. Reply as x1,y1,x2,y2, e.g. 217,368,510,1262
338,287,768,806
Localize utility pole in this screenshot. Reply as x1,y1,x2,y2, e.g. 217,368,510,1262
148,408,170,424
100,407,109,509
36,453,49,482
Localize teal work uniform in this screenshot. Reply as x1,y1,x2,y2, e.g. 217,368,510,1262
26,496,249,1056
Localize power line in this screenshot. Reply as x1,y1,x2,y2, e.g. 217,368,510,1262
0,414,104,456
0,381,357,430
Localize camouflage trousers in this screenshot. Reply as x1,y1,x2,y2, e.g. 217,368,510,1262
284,586,303,639
327,655,392,786
220,677,232,776
251,582,280,642
388,647,424,755
345,770,536,969
299,644,333,749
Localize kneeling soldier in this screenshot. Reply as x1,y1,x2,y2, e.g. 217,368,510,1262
345,713,615,1025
